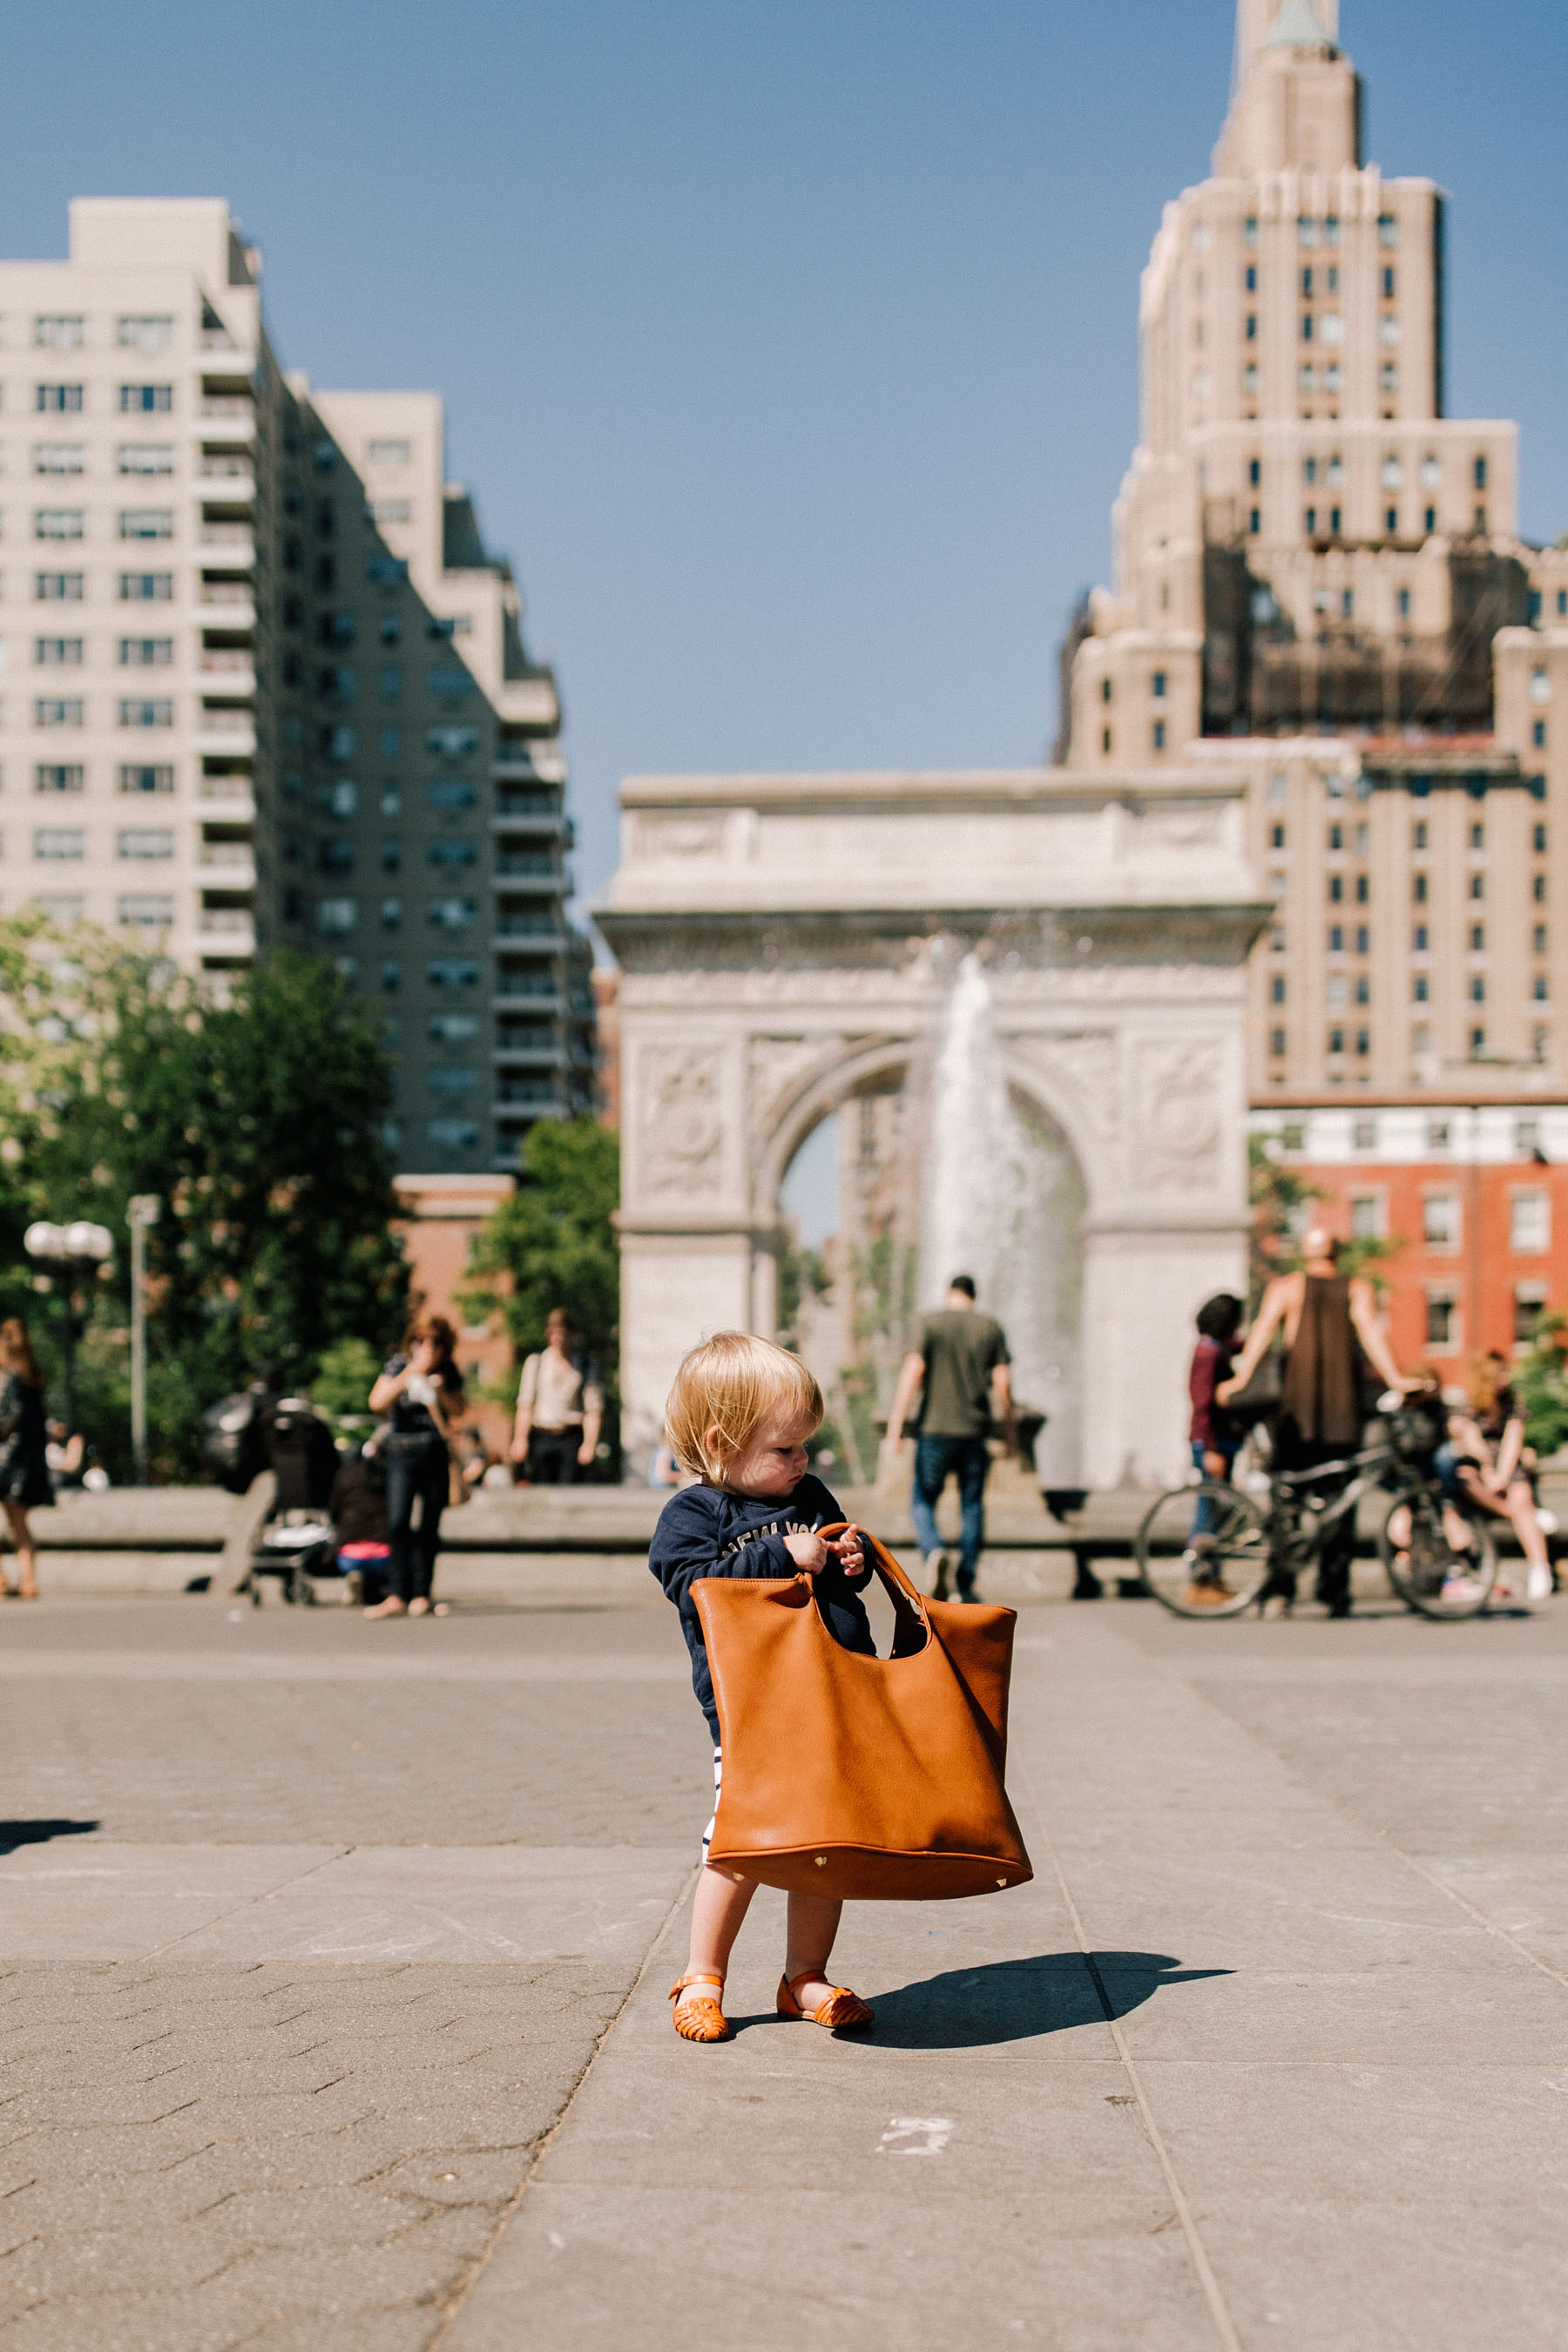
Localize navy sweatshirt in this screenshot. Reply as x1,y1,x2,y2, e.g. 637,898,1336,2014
648,1473,875,1740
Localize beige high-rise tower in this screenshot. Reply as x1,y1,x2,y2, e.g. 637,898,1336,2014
1065,0,1568,1103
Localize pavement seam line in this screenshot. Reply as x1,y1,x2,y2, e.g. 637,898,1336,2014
1171,1655,1568,1997
425,1859,700,2349
137,1846,353,1962
1016,1728,1247,2352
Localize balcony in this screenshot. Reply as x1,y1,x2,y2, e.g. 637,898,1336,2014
493,1041,566,1067
194,910,255,955
198,849,256,888
491,988,564,1013
198,459,255,488
199,652,256,688
494,679,560,731
495,1082,564,1114
197,397,255,426
197,777,255,814
194,709,256,757
496,859,564,889
198,524,253,557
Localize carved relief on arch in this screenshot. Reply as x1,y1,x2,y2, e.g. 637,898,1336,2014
750,1031,913,1211
1135,1038,1224,1193
639,1044,727,1198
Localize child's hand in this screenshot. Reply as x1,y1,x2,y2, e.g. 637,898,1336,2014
782,1529,828,1572
827,1527,865,1574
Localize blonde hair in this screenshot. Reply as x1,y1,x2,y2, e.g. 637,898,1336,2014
665,1332,822,1482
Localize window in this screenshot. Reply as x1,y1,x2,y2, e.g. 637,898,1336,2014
1350,1195,1383,1240
118,698,173,727
34,828,84,858
1328,925,1343,953
1328,875,1343,902
118,572,172,600
34,638,83,666
1152,720,1166,752
367,438,411,465
1470,1026,1487,1055
1330,507,1342,535
118,384,172,412
1535,925,1548,955
1151,671,1166,700
1355,874,1369,904
380,666,402,700
1534,974,1550,1003
1301,315,1314,343
370,498,410,525
1425,1294,1456,1348
35,698,83,727
34,764,83,793
118,638,172,666
117,828,173,860
1470,873,1484,901
1270,1026,1287,1058
1305,507,1317,537
1328,1027,1345,1056
1516,1288,1548,1345
429,1068,478,1096
429,896,477,930
1535,720,1546,749
118,764,172,794
1342,590,1354,619
35,385,83,414
427,781,477,810
1424,507,1436,533
118,510,172,539
1355,927,1369,954
1355,975,1370,1006
1246,313,1257,341
1100,677,1112,703
1511,1193,1550,1254
316,897,357,934
1271,822,1286,850
1271,976,1286,1005
32,443,84,475
381,959,402,993
378,613,402,645
34,573,84,605
1412,821,1427,850
381,896,402,929
1398,589,1411,620
1420,1192,1459,1251
1328,974,1347,1009
427,839,477,868
117,315,174,351
1245,216,1259,245
1386,508,1399,534
117,443,174,476
428,1119,480,1150
1248,507,1260,535
1414,924,1429,951
1355,1028,1370,1056
1474,456,1488,490
1379,214,1399,249
1535,875,1548,904
118,894,173,929
428,957,478,989
34,317,84,350
1470,924,1485,952
1245,266,1257,293
35,510,84,540
1413,975,1429,1003
1534,821,1548,854
1470,975,1486,1004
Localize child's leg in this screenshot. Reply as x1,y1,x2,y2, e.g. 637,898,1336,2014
783,1891,845,2005
677,1865,759,2013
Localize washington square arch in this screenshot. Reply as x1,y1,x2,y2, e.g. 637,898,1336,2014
598,764,1267,1491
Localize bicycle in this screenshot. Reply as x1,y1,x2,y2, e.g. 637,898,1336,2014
1134,1396,1497,1621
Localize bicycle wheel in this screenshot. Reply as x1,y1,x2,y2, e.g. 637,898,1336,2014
1381,1484,1497,1620
1135,1481,1272,1618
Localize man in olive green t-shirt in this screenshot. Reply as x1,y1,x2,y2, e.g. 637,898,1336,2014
889,1276,1015,1600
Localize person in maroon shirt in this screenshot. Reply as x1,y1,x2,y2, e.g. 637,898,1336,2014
1184,1294,1244,1605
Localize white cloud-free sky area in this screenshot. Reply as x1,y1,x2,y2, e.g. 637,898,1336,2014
3,1,1563,921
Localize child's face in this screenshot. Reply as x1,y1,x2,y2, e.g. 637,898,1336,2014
716,1413,814,1497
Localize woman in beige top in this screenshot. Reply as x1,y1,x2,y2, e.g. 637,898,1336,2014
511,1309,604,1484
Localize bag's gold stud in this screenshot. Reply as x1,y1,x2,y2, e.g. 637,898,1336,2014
996,1877,1008,1887
814,1855,827,1867
733,1873,745,1882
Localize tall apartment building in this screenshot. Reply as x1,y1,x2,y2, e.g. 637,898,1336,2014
0,199,594,1171
1063,1,1568,1362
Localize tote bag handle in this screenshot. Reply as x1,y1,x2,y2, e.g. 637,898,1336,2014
815,1521,931,1647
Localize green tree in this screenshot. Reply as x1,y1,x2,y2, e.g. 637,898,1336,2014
0,927,410,1477
1512,1314,1568,1458
464,1119,619,1469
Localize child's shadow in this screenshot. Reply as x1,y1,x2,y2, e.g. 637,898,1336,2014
856,1950,1230,2049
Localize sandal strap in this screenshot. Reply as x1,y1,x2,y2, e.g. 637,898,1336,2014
670,1971,725,2000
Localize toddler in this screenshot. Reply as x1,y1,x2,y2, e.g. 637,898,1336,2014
650,1331,875,2043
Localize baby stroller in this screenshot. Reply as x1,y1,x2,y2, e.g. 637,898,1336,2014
328,1441,392,1604
242,1396,341,1606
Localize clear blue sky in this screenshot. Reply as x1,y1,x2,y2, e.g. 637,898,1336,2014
3,1,1562,916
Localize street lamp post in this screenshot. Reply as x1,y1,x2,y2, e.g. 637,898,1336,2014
127,1197,162,1486
23,1220,114,1437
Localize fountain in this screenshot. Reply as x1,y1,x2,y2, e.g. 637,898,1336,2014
919,951,1084,1484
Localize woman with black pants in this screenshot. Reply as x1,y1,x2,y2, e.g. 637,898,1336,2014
364,1318,464,1619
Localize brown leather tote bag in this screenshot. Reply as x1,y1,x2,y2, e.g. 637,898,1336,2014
693,1524,1032,1901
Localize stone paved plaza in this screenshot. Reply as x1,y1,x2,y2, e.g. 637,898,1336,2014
2,1584,1567,2348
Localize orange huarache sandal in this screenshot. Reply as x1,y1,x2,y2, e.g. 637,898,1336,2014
670,1971,730,2042
776,1970,875,2031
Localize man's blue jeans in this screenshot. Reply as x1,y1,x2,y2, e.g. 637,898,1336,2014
910,1436,990,1591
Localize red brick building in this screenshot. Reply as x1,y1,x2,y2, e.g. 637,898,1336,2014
1253,1098,1568,1375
